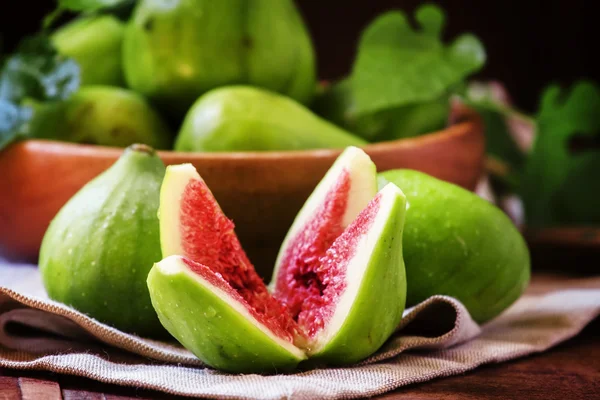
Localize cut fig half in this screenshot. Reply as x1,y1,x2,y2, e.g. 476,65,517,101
147,255,307,373
148,147,407,372
157,163,307,372
274,182,407,363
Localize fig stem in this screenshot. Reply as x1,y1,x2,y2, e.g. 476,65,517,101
128,143,156,155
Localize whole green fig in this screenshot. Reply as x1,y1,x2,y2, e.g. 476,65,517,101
174,86,367,152
52,15,125,86
39,144,168,338
122,0,316,118
25,86,172,149
378,170,531,323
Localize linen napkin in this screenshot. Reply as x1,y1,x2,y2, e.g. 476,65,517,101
1,261,599,400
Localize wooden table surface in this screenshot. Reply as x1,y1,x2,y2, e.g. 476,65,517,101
1,269,599,399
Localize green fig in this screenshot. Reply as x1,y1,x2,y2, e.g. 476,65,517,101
51,15,125,87
122,0,317,118
39,144,168,338
25,86,172,149
314,79,450,142
174,86,367,152
378,169,531,323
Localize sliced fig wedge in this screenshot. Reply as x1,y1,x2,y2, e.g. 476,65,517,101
147,255,306,373
156,163,306,372
270,145,378,293
275,183,407,364
148,147,407,372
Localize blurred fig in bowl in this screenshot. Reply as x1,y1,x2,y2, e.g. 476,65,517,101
175,86,366,152
24,86,172,149
123,0,316,118
51,15,126,87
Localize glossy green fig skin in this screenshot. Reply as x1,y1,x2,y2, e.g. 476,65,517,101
378,170,531,323
309,186,408,365
147,260,306,374
174,86,367,152
39,145,169,338
52,15,125,86
123,0,316,118
27,86,172,149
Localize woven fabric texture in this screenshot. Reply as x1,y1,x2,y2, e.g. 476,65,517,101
1,263,599,399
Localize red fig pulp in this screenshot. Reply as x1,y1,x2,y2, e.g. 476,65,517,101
273,170,379,337
179,178,300,342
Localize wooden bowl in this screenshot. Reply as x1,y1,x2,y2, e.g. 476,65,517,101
0,105,484,278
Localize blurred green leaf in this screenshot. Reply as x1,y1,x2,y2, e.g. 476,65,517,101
0,100,32,149
351,4,486,116
0,35,80,102
0,35,80,150
58,0,133,13
520,80,600,227
314,78,450,142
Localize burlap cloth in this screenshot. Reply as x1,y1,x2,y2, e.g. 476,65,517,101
1,261,599,399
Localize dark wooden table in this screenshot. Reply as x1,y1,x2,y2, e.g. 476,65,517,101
1,272,599,399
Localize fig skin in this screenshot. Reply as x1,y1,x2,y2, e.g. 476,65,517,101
26,86,172,149
379,169,531,323
174,86,366,152
123,0,316,118
39,145,169,338
147,256,307,374
52,15,125,87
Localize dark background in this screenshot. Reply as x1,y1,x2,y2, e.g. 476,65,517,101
1,1,597,113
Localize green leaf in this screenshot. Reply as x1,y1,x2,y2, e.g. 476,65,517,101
0,35,80,102
312,79,355,133
315,77,450,142
58,0,133,13
351,4,486,116
520,80,600,227
0,100,32,149
361,95,450,141
0,35,80,150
